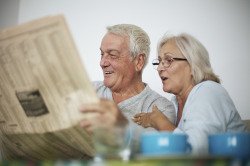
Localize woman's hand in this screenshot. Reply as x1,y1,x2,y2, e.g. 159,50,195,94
133,105,176,131
133,111,151,128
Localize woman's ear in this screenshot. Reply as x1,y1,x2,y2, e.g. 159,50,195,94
135,54,146,71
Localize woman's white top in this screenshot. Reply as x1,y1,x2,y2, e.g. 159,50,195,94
173,81,247,155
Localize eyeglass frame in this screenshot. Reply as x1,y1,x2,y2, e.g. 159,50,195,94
152,56,187,69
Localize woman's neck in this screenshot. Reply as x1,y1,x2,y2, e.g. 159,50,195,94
176,84,194,105
175,84,194,125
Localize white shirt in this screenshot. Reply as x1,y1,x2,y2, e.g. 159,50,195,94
93,81,176,152
173,81,247,155
93,81,176,123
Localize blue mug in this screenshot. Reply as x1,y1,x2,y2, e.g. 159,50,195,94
208,132,250,159
140,131,191,156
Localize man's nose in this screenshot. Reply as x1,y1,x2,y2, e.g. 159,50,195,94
100,54,110,67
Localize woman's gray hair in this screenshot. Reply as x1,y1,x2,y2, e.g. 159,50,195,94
157,33,220,84
107,24,150,68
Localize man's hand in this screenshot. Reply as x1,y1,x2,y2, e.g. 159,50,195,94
79,99,128,134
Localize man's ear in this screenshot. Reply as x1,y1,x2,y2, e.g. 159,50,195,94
135,54,146,71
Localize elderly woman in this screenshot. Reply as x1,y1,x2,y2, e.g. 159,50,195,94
133,33,247,155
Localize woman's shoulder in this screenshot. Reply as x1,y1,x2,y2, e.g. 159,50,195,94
188,80,232,104
193,80,226,94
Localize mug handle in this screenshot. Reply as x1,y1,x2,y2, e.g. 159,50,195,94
186,142,192,153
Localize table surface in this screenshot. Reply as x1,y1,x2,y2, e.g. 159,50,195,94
1,155,249,166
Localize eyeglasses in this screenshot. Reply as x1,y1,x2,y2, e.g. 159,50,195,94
152,56,187,69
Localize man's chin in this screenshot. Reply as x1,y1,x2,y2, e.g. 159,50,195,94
103,82,109,87
103,80,112,88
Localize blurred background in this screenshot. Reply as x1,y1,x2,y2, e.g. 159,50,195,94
0,0,249,120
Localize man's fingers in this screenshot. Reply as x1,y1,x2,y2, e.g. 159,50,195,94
79,102,103,113
79,120,91,127
79,99,117,114
79,120,93,134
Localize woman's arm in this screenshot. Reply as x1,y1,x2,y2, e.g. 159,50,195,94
133,105,176,131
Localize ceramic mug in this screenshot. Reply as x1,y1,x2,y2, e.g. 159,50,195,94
208,132,250,159
140,131,191,156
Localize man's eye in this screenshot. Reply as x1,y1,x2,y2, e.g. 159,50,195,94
109,54,118,59
100,53,104,59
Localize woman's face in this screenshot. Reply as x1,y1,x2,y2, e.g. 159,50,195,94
157,40,193,96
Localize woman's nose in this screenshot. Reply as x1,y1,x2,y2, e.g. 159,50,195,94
157,62,165,71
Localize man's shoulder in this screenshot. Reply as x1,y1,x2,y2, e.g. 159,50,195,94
92,81,104,89
92,81,112,98
144,84,172,103
143,85,175,122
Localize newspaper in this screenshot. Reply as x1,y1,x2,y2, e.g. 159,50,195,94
0,15,99,160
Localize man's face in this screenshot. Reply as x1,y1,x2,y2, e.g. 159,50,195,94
99,33,137,92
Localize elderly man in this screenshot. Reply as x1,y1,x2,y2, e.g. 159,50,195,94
81,24,175,129
80,24,176,155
